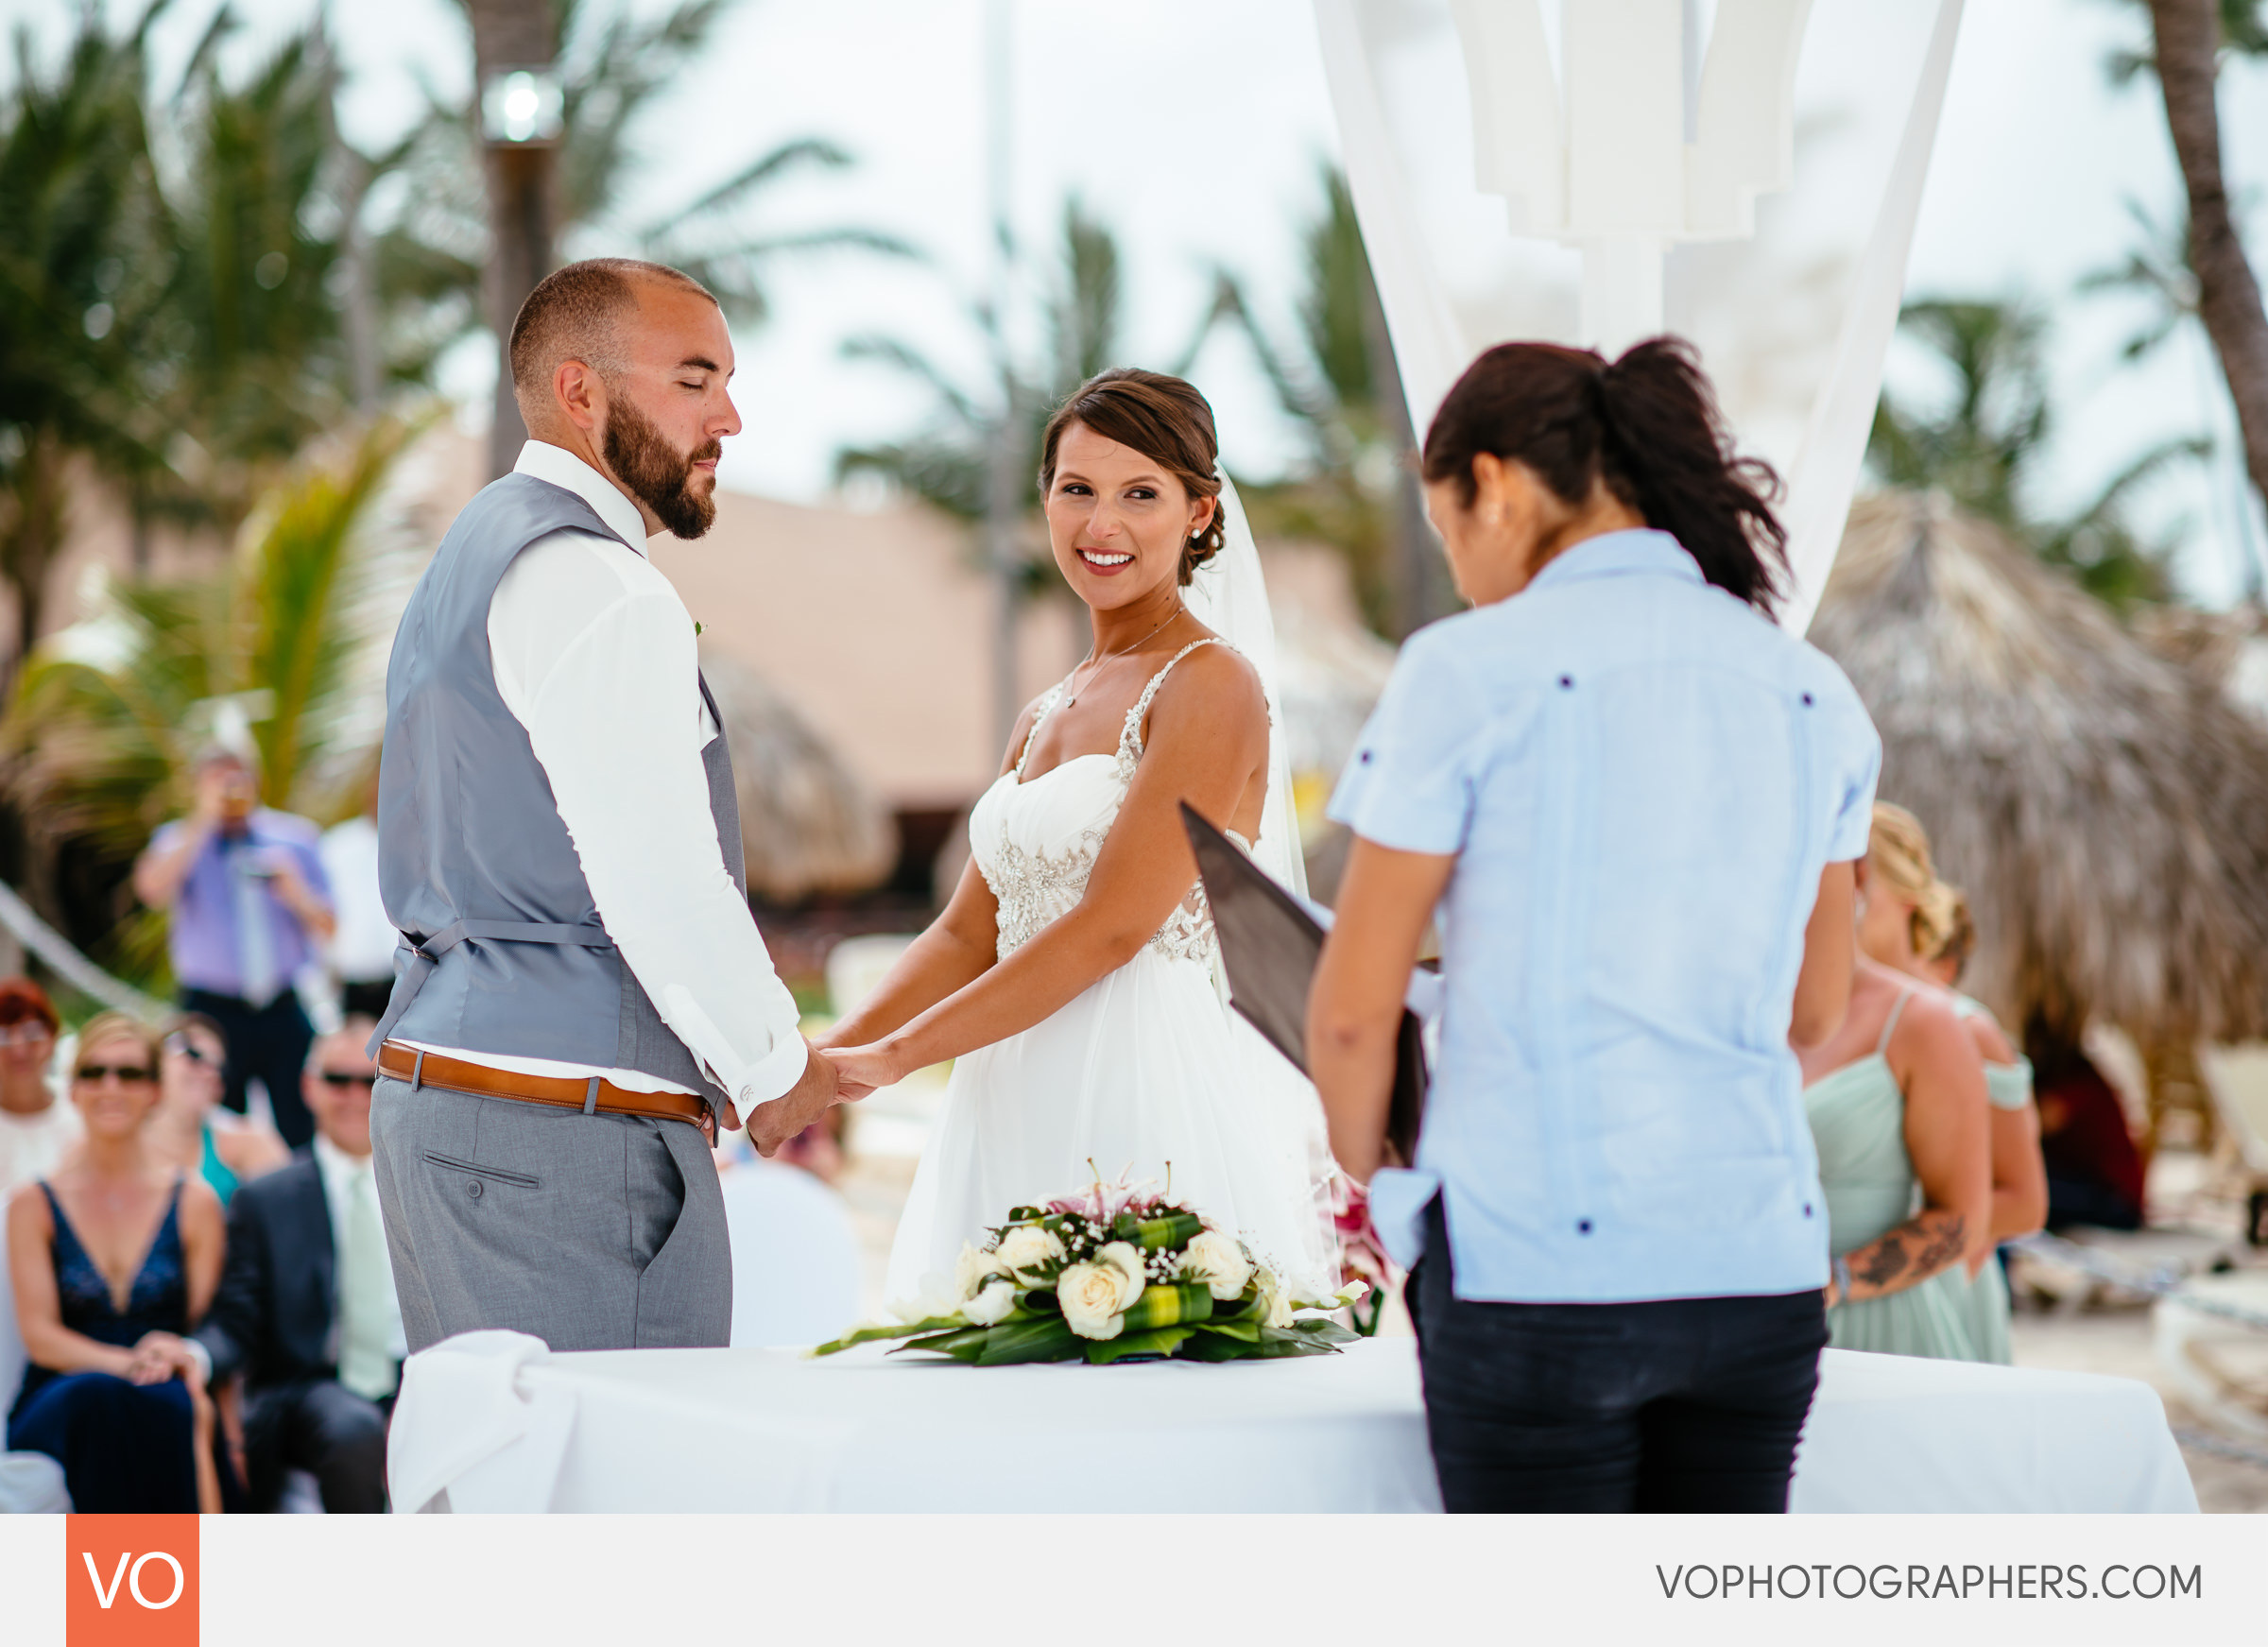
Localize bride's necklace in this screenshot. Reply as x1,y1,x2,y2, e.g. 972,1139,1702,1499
1063,606,1181,708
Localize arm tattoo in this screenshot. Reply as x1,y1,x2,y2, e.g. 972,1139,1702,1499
1913,1212,1967,1278
1855,1233,1910,1289
1848,1212,1968,1299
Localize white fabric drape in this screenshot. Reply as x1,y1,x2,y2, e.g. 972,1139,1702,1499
1309,0,1968,633
384,1336,2196,1514
1775,0,1965,632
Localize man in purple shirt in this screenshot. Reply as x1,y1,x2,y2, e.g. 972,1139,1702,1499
134,745,336,1147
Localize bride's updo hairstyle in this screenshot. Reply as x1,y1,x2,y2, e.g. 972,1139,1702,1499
1421,336,1788,611
1039,369,1227,586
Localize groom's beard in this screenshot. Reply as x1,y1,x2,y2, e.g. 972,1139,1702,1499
604,397,722,540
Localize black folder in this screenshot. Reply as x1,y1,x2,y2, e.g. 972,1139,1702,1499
1180,801,1429,1165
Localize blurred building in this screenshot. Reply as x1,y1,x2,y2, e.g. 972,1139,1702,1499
31,427,1398,909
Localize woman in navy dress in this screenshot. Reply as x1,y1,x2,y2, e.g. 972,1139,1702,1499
7,1012,226,1512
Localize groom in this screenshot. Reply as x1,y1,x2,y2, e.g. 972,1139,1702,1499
367,257,854,1355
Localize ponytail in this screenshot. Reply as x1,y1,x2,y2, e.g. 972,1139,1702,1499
1421,336,1788,612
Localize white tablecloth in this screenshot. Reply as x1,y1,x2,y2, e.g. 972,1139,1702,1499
388,1336,2195,1514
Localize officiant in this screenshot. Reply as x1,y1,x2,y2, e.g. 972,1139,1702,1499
1308,338,1881,1514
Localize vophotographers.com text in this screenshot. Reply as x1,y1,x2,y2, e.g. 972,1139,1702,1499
1657,1563,2203,1602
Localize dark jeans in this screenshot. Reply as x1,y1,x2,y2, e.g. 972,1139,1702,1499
1410,1200,1828,1513
244,1379,391,1514
182,987,316,1149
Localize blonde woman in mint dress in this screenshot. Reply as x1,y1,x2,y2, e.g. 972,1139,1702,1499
1800,958,1994,1360
1858,805,2046,1364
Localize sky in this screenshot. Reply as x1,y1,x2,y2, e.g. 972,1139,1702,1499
11,0,2268,605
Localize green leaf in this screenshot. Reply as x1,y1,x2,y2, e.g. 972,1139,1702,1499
976,1317,1081,1365
1085,1327,1194,1364
1192,1316,1261,1343
1118,1282,1213,1332
892,1328,992,1361
1172,1330,1258,1362
811,1315,966,1356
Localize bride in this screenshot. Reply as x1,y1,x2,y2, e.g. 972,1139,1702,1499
822,368,1337,1310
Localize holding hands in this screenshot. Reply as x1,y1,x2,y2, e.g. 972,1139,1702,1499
742,1038,876,1158
122,1330,202,1389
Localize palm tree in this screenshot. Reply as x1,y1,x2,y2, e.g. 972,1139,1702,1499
2132,1,2268,545
1193,163,1444,637
1868,299,2197,608
391,0,910,473
0,2,172,681
1,420,417,980
833,197,1125,592
2080,197,2268,594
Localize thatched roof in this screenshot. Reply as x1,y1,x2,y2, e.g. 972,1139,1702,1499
699,650,897,903
1810,491,2268,1042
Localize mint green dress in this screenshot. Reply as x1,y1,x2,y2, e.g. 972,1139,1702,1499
1948,993,2033,1365
1804,989,1982,1362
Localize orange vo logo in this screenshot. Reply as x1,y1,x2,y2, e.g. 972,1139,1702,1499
65,1516,198,1647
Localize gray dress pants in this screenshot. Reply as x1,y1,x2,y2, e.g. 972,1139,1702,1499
369,1074,731,1353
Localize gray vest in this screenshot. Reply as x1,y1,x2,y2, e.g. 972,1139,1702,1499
369,472,746,1110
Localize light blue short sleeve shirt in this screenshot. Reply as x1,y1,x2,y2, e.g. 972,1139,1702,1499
1330,529,1881,1304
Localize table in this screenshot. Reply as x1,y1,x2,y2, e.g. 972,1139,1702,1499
387,1334,2196,1514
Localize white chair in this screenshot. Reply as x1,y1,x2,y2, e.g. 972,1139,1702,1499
824,935,917,1021
0,1208,25,1417
0,1193,73,1511
720,1161,863,1348
0,1451,68,1513
2199,1043,2268,1244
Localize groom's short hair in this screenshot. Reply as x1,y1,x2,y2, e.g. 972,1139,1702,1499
508,258,717,403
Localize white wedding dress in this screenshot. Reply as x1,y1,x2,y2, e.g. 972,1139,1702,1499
885,638,1337,1311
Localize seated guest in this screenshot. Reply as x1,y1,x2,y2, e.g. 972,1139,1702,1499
150,1013,289,1206
198,1020,403,1513
0,978,75,1196
6,1013,226,1512
2027,1026,2147,1232
1855,806,2044,1364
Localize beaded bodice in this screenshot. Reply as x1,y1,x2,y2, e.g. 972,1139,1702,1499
972,640,1242,968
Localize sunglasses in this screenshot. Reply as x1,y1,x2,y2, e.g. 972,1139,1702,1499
163,1034,220,1067
316,1071,376,1089
0,1023,54,1049
76,1064,155,1085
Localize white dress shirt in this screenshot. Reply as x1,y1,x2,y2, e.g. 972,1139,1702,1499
318,815,398,984
313,1133,407,1394
0,1099,80,1199
398,440,809,1111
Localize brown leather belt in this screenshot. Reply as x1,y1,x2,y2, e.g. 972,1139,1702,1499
377,1041,714,1136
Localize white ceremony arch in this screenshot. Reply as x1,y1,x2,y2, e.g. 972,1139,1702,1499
1311,0,1966,632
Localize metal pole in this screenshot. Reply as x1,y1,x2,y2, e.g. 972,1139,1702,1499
469,0,559,480
984,0,1022,749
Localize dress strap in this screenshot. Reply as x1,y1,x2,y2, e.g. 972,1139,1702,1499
1013,680,1072,778
1876,987,1916,1058
1117,639,1228,764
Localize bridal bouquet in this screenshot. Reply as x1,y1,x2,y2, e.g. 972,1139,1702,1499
814,1175,1365,1366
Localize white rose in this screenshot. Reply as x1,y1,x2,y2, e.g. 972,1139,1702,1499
994,1224,1066,1277
961,1276,1018,1326
1255,1266,1297,1329
1179,1228,1253,1301
1092,1242,1146,1310
1057,1262,1127,1340
954,1242,1004,1302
